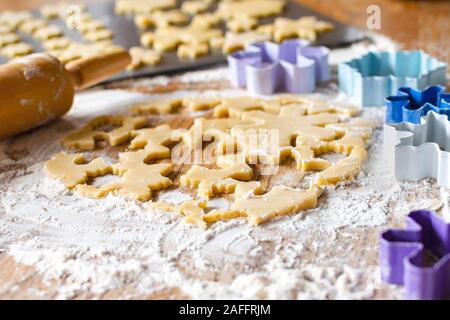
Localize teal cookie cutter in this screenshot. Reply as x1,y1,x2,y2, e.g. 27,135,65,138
338,51,447,107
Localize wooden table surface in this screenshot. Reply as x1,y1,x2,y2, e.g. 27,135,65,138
0,0,449,300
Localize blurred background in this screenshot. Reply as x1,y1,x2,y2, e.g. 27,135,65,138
1,0,448,65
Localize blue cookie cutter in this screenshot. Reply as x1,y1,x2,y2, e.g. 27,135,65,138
227,39,330,95
338,51,447,107
385,85,450,124
380,210,450,300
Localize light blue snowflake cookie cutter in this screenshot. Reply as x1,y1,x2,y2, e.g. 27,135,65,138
338,50,447,107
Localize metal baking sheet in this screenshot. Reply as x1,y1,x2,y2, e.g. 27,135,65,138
1,0,365,82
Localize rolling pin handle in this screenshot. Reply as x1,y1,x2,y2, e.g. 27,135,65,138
65,49,131,90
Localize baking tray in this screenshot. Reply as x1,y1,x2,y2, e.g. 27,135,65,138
1,0,365,82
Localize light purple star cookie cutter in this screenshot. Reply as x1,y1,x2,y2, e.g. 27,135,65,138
227,39,330,95
380,210,450,300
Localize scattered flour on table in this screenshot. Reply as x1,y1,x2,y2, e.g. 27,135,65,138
0,32,445,300
1,90,441,300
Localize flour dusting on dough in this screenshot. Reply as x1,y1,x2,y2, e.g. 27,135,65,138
1,33,442,299
2,89,437,300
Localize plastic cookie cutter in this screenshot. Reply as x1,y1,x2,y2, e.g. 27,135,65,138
227,39,330,95
338,50,447,107
385,85,450,124
384,111,450,187
380,210,450,300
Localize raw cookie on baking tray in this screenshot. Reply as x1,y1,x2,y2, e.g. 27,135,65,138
127,46,162,70
0,33,20,48
134,10,188,29
140,23,222,58
33,25,63,41
259,16,334,42
1,42,33,58
115,0,177,15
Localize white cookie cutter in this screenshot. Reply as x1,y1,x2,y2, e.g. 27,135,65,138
384,111,450,187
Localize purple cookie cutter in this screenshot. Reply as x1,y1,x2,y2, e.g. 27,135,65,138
227,39,330,95
380,210,450,300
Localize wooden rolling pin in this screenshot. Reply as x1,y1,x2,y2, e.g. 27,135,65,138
0,50,131,140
